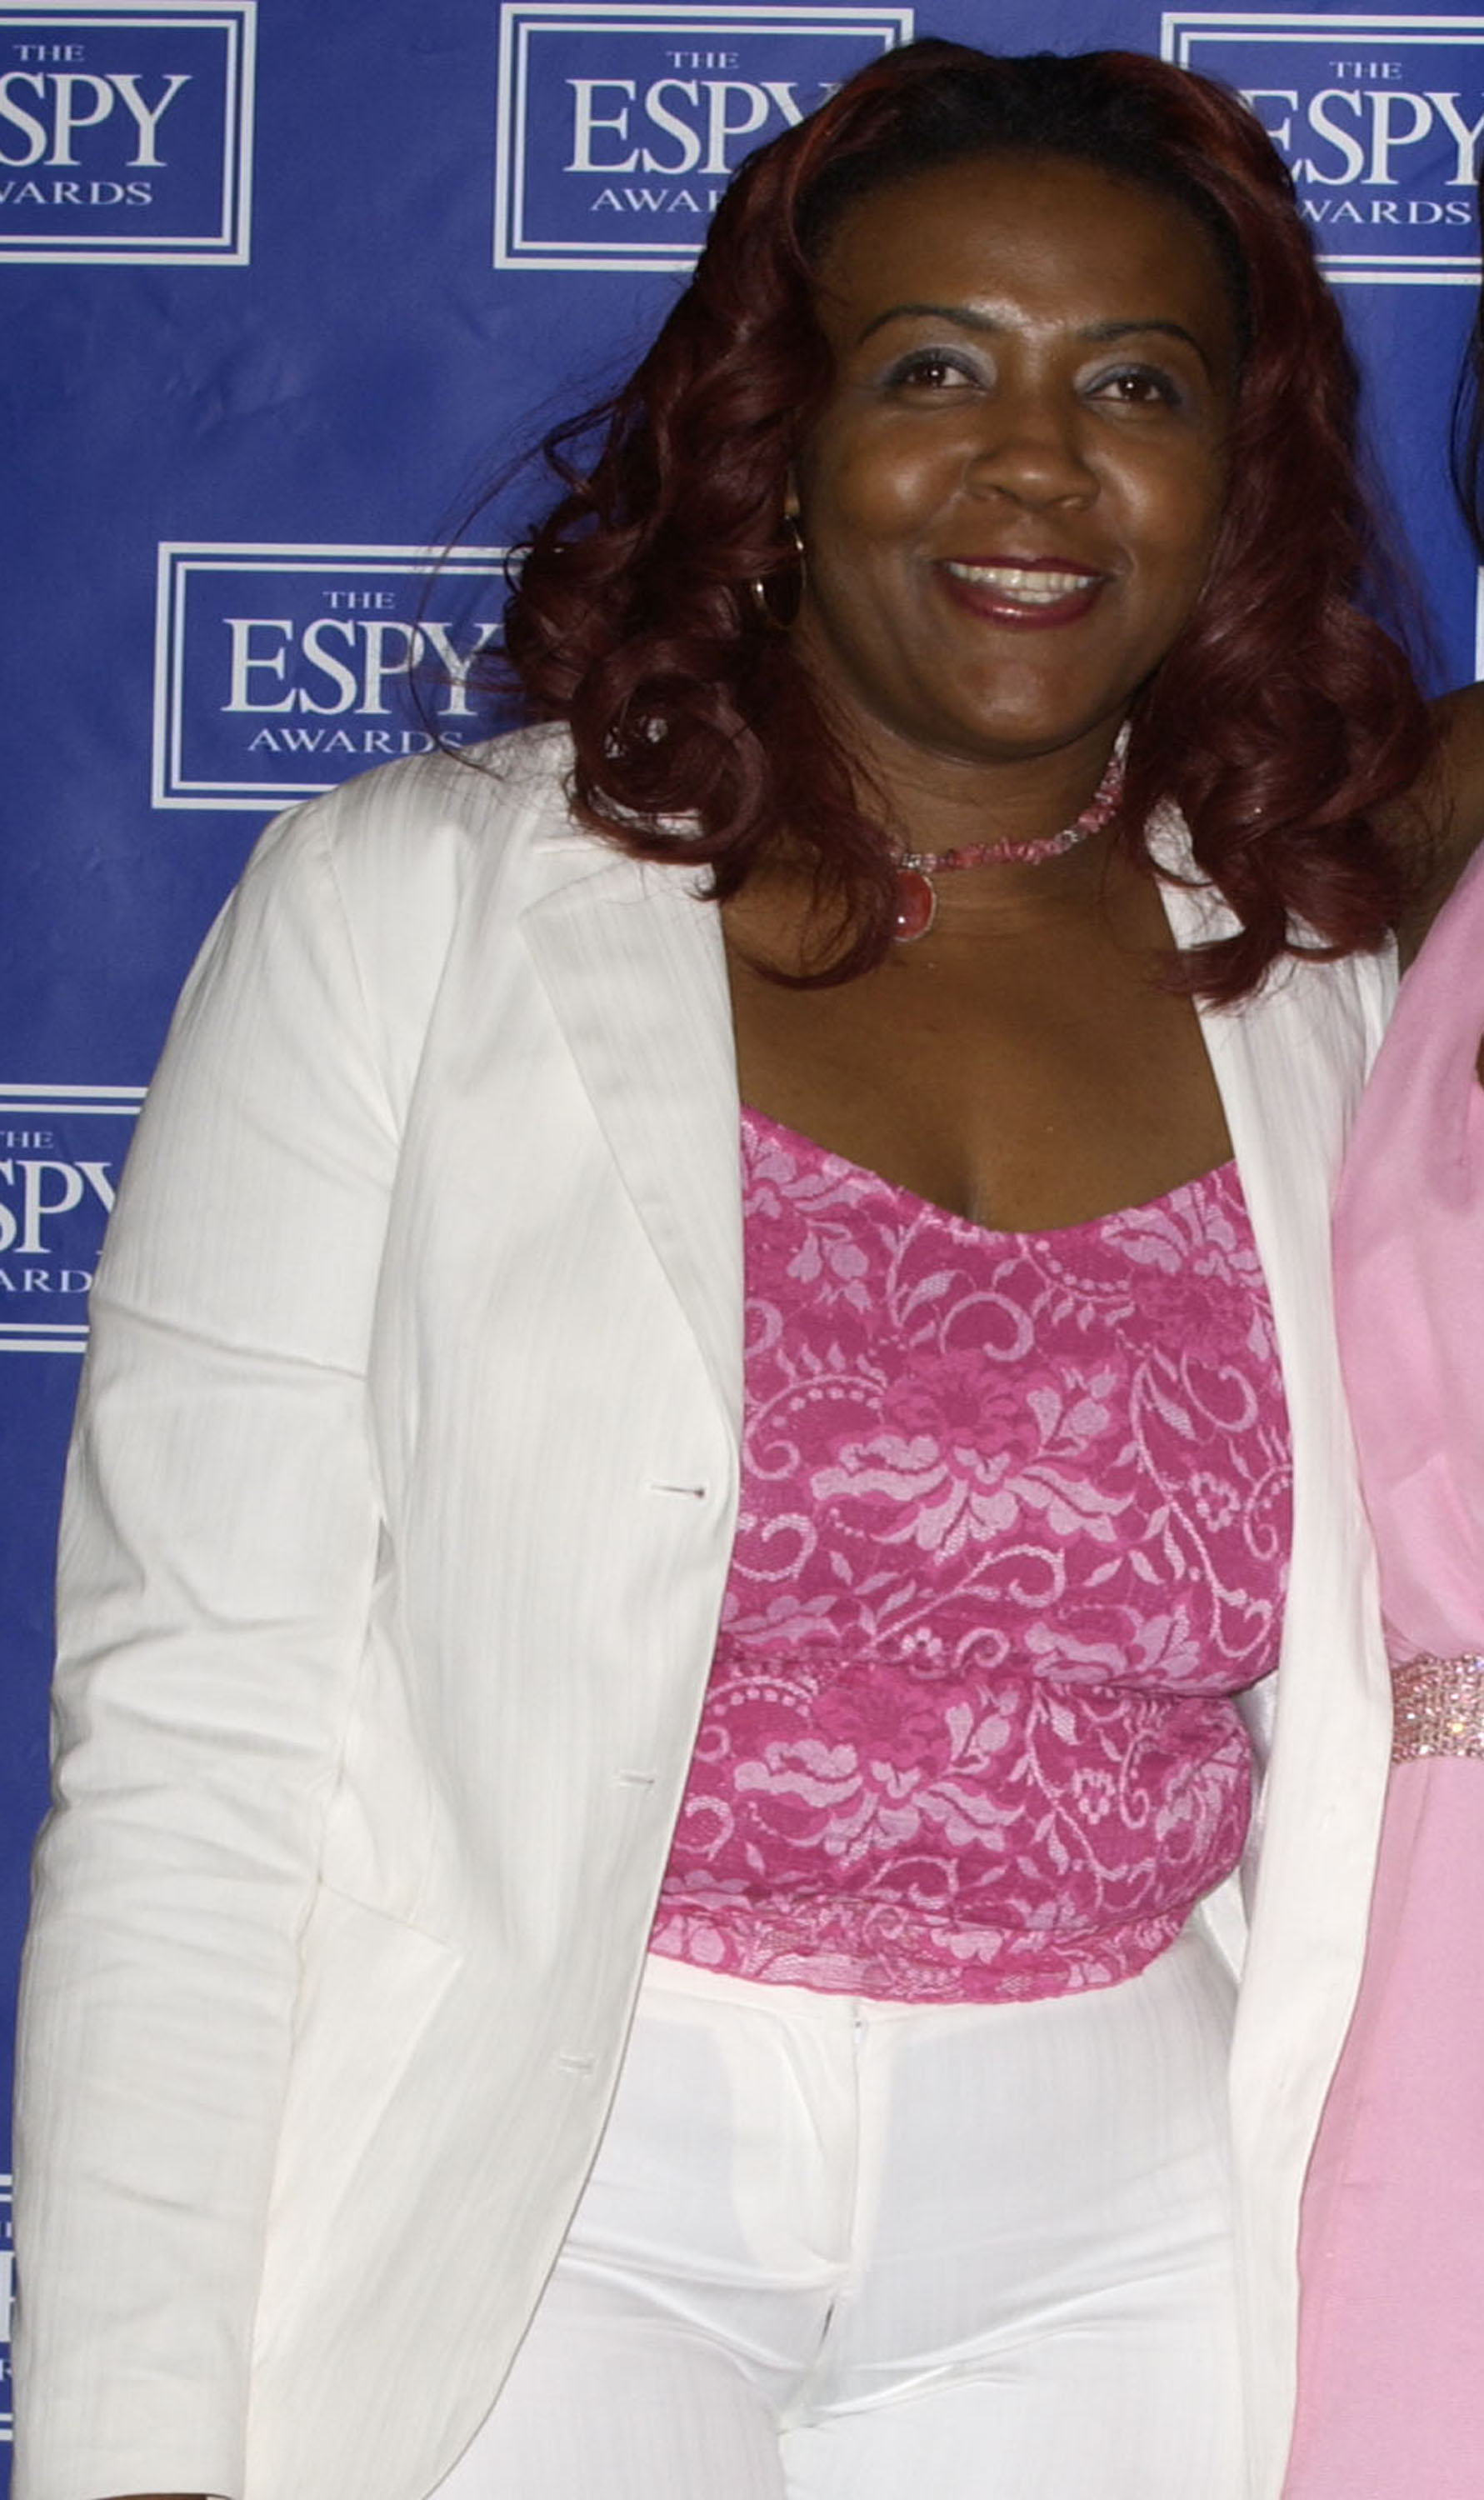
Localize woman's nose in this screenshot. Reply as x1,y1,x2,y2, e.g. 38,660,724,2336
963,393,1096,508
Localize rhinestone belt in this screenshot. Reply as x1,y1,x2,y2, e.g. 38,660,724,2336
1392,1654,1484,1762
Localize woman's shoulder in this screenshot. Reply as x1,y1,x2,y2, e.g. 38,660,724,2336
218,722,585,1003
248,722,580,900
169,724,590,1109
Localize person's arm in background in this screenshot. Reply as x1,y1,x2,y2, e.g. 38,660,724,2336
1400,683,1484,962
1404,214,1484,967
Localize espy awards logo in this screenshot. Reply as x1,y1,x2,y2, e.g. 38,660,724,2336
0,1086,143,1352
152,544,509,812
1163,12,1484,282
0,0,254,263
494,1,913,270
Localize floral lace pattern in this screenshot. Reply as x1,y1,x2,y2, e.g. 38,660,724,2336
650,1108,1292,2002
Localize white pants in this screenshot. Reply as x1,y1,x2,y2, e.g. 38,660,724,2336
434,1927,1242,2498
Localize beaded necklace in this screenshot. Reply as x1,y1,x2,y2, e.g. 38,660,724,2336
892,744,1125,942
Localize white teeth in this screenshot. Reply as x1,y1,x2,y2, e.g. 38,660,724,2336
945,562,1097,605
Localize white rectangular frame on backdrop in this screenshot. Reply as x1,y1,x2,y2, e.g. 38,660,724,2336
0,1086,145,1353
1164,11,1484,281
492,1,913,269
0,0,256,265
152,542,512,812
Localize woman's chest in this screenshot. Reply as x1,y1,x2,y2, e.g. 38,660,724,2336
727,1106,1291,1697
723,877,1232,1232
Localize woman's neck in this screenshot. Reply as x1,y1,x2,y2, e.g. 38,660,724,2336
835,709,1127,862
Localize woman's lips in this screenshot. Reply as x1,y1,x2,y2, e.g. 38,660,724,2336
938,558,1105,628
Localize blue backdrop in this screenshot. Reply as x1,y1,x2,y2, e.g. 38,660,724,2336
2,0,1479,2461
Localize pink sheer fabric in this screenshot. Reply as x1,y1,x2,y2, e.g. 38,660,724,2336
1287,843,1484,2500
650,1107,1291,2002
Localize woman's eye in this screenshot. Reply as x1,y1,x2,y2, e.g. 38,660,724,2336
1089,367,1183,410
883,349,980,392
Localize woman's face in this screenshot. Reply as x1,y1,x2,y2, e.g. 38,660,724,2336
790,151,1239,783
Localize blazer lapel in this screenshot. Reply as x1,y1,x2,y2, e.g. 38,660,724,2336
1162,849,1392,1777
520,843,744,1442
1157,834,1384,1544
1162,846,1395,2500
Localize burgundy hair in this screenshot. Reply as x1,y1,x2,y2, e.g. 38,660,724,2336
500,40,1430,998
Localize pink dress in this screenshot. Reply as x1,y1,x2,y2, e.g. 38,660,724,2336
651,1106,1292,2002
1286,842,1484,2498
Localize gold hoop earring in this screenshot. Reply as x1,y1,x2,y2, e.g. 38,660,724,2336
747,513,805,630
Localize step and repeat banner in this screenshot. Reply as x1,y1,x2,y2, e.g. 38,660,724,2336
0,0,1479,2462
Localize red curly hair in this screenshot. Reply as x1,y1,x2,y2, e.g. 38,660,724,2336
500,39,1429,999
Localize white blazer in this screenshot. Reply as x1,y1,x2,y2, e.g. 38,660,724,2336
12,727,1393,2500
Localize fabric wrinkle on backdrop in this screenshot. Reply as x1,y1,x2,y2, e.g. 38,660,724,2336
1,0,1481,2478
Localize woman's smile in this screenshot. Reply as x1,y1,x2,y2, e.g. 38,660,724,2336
938,555,1107,625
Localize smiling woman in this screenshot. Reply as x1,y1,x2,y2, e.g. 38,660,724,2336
719,148,1247,1232
11,38,1429,2500
511,41,1422,1006
789,156,1236,790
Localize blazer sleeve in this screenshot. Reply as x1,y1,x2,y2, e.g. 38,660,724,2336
12,788,407,2500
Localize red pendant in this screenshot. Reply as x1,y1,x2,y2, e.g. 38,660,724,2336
893,868,937,942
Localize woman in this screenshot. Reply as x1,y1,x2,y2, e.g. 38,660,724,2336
1282,843,1484,2500
12,42,1427,2500
1280,209,1484,2500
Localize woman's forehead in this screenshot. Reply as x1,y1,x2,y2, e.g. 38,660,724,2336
810,154,1240,362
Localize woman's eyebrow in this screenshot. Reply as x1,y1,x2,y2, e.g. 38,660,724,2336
855,304,1212,371
1079,316,1212,368
856,301,1001,343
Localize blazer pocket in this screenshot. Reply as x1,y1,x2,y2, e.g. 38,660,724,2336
250,1883,461,2368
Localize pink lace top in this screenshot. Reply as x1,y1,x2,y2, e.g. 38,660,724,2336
649,1107,1292,2002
